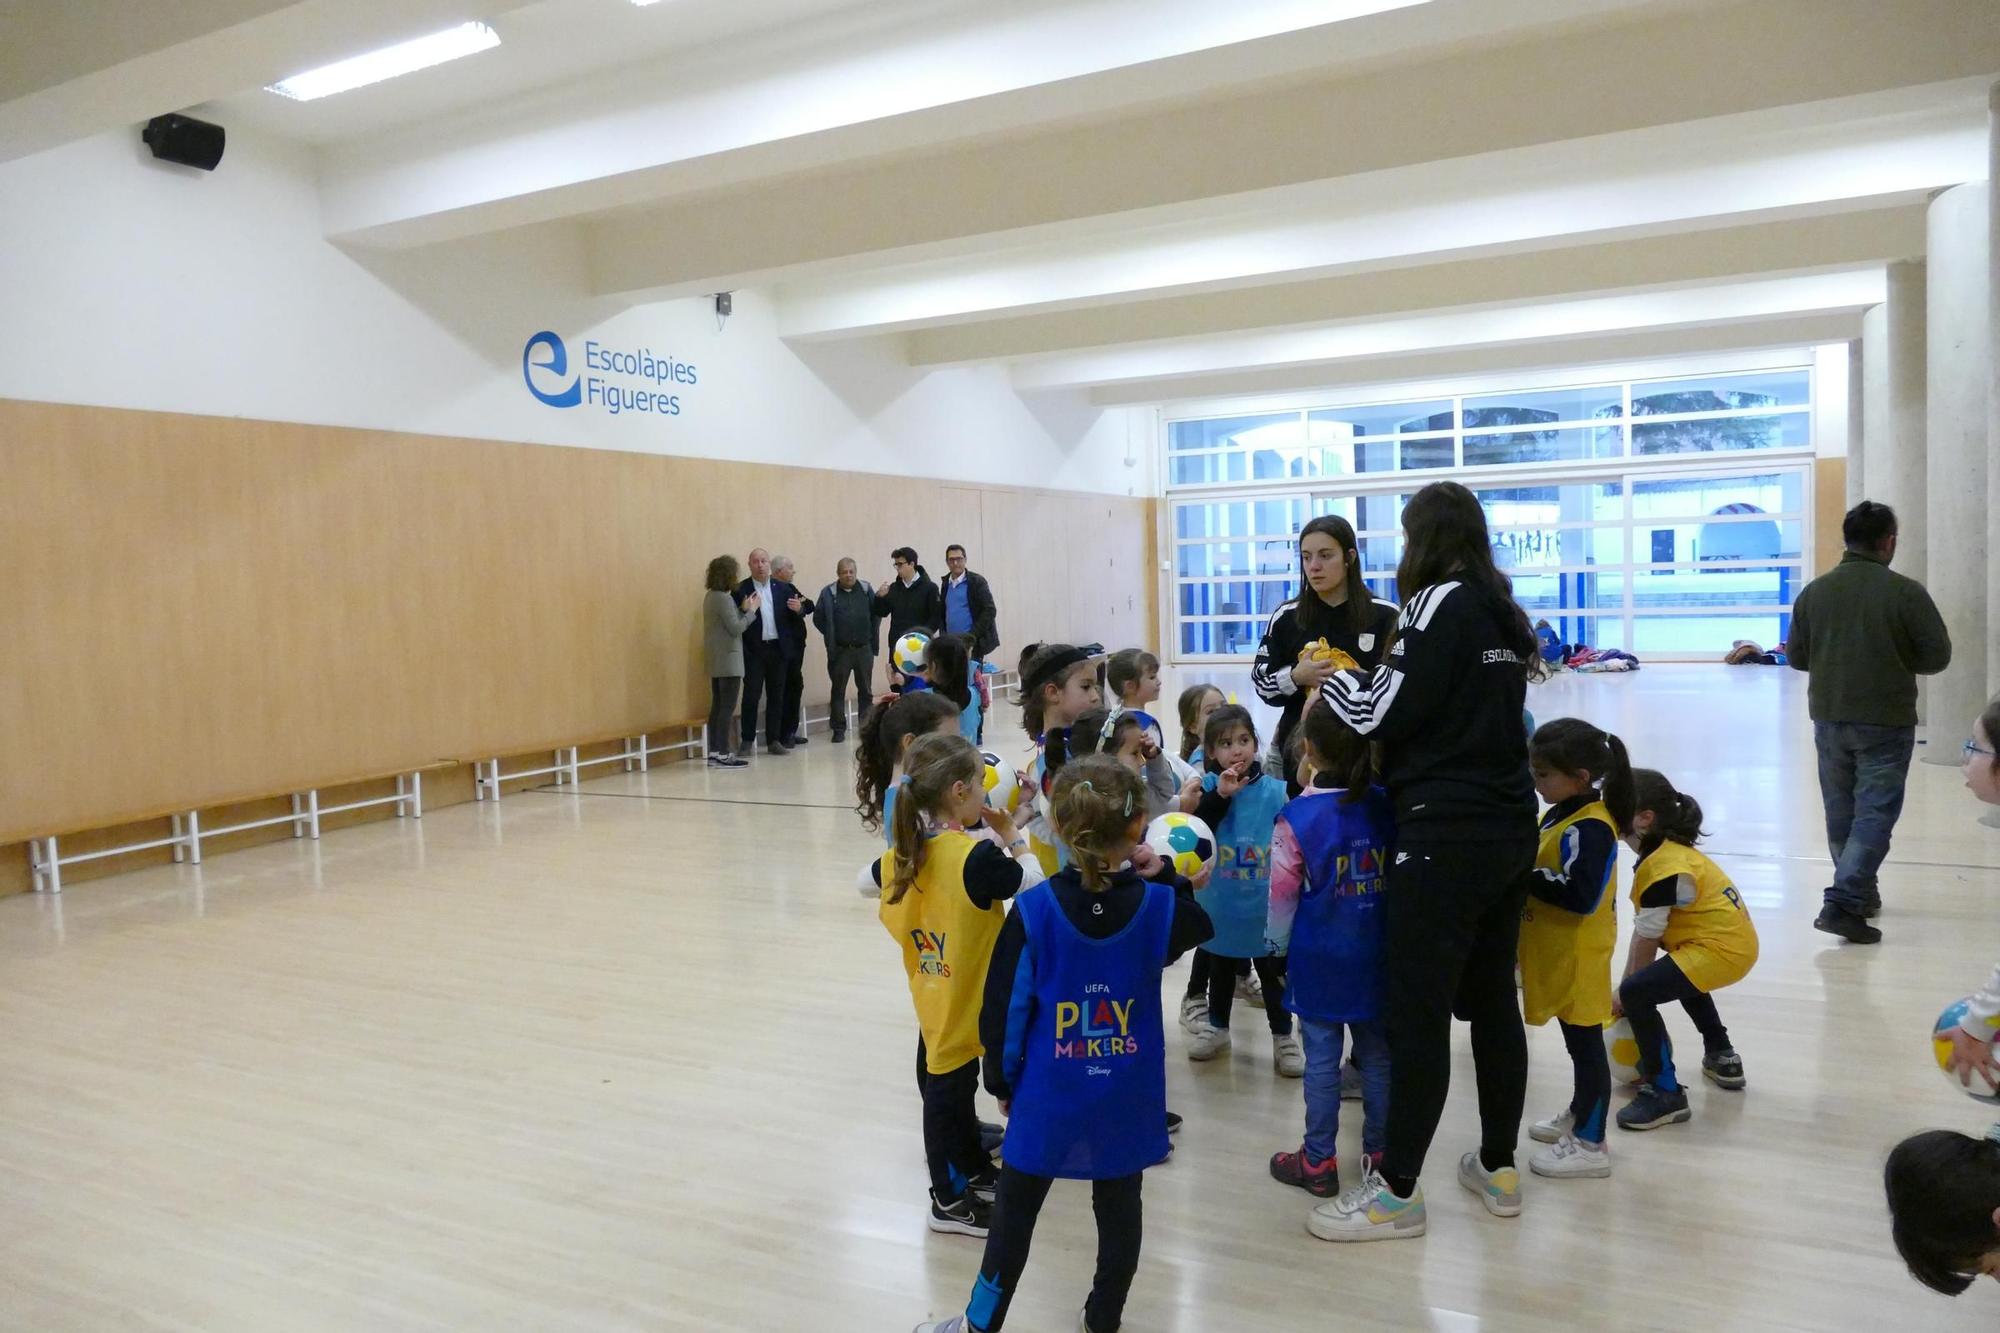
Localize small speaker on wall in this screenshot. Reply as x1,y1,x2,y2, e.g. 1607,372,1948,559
142,114,225,171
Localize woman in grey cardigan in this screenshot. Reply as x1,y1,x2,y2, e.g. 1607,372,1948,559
703,555,761,768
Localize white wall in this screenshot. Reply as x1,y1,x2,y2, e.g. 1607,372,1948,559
0,128,1148,496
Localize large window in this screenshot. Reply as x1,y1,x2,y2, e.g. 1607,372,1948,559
1168,366,1812,660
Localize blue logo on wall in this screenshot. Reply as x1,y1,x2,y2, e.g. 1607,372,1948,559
523,330,582,407
521,330,696,417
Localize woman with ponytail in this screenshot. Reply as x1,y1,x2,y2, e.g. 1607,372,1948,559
1517,719,1634,1181
867,734,1045,1240
1611,769,1759,1133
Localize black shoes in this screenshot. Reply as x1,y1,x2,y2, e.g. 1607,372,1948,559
1814,905,1882,944
1702,1048,1746,1090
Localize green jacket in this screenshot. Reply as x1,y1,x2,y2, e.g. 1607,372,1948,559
1786,551,1952,726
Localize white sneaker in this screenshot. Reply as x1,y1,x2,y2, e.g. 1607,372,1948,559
913,1318,972,1333
1457,1151,1523,1218
1187,1022,1232,1061
1238,970,1265,1008
1178,994,1209,1035
1273,1033,1305,1078
1306,1164,1427,1242
1528,1108,1575,1145
1529,1133,1612,1179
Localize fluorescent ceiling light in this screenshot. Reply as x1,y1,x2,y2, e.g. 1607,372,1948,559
266,22,500,101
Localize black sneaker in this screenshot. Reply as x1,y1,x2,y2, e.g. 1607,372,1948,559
831,731,847,744
785,735,808,746
966,1167,1000,1205
927,1190,991,1237
1165,1111,1183,1136
765,742,791,756
707,753,748,769
1862,895,1882,919
1703,1049,1746,1090
1616,1082,1691,1132
1814,905,1882,944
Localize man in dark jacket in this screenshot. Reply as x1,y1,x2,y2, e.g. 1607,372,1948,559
874,546,942,685
814,556,880,742
1787,501,1952,944
770,556,815,747
936,543,1000,662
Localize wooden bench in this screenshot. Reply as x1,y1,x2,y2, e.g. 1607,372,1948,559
471,719,707,802
24,760,457,894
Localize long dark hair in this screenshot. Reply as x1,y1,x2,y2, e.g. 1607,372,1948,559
1625,768,1704,855
1201,703,1260,766
886,734,984,904
925,633,973,710
1886,1128,2000,1295
1395,482,1541,675
1295,514,1371,638
1298,704,1371,801
1176,684,1224,762
1530,718,1635,829
853,691,959,830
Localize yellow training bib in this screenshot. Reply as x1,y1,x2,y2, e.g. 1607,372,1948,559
879,831,1005,1075
1519,800,1618,1027
1630,841,1758,993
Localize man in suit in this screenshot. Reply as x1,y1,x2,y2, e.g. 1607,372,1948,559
936,543,1000,662
771,555,815,747
737,548,795,756
813,556,881,743
874,546,943,688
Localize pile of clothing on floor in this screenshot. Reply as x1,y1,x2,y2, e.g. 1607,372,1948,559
1534,621,1643,673
1723,639,1788,666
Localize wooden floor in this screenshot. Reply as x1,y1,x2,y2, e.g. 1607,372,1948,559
4,665,1998,1332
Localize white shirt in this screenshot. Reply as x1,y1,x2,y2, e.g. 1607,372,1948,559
753,578,777,641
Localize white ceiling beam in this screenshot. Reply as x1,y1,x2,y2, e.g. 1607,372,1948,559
0,0,519,163
1085,314,1865,406
316,0,1447,246
905,205,1929,366
1012,270,1885,391
774,85,1980,339
589,0,2000,300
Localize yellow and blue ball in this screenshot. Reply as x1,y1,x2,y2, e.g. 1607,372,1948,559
1145,812,1215,879
892,631,931,676
980,750,1020,813
1604,1018,1666,1087
1934,997,2000,1104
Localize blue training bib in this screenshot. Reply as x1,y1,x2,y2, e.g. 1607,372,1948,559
1280,788,1394,1023
1001,881,1173,1180
1202,774,1288,958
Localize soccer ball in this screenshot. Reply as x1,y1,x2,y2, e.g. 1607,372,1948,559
980,750,1020,813
1933,997,2000,1104
1605,1018,1669,1087
1145,812,1215,879
892,631,931,676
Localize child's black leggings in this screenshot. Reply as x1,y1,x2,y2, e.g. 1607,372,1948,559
1559,1020,1611,1143
1619,954,1731,1094
1207,954,1291,1035
1183,948,1250,1000
964,1166,1142,1332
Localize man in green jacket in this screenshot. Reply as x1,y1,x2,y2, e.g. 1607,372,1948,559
1787,501,1952,944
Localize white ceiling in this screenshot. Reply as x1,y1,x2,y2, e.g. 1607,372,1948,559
4,0,1994,400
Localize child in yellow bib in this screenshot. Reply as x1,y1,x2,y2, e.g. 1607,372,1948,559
1519,719,1632,1181
1612,768,1758,1133
872,734,1045,1239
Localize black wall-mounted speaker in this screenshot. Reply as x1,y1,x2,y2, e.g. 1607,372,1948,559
142,114,225,171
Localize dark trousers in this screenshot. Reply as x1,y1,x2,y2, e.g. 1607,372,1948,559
1559,1020,1612,1144
1381,831,1536,1185
827,646,872,738
706,676,741,756
1813,721,1915,913
966,1166,1143,1333
780,651,805,741
1206,954,1291,1036
740,640,784,749
1183,949,1248,1000
1619,954,1732,1095
921,1057,988,1202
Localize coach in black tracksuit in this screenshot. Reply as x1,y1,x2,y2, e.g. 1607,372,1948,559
1317,482,1539,1219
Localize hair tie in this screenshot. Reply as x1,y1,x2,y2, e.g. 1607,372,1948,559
1124,790,1133,816
1078,780,1094,793
1101,704,1125,741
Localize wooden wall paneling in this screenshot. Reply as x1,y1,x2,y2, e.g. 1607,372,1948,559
1813,457,1847,576
0,399,1155,850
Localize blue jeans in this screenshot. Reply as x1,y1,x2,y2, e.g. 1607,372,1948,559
1301,1017,1389,1162
1813,722,1916,913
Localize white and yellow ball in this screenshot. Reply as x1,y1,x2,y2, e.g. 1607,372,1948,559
980,750,1020,813
1604,1018,1667,1087
1934,997,2000,1105
1145,812,1216,879
892,631,931,676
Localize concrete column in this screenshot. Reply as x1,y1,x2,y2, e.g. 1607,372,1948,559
1845,338,1866,507
1862,261,1926,585
1989,82,2000,701
1923,182,1990,762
